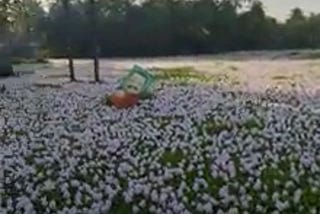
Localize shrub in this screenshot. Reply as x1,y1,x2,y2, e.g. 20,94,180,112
0,56,14,77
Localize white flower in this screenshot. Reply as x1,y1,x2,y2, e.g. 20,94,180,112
139,200,146,208
285,181,294,189
311,187,317,193
16,196,31,210
275,200,289,211
101,200,111,213
253,179,261,191
151,190,158,202
195,203,203,212
274,179,280,186
272,192,280,201
123,191,133,203
228,207,239,214
282,190,288,197
219,185,229,198
203,202,213,213
49,200,56,210
75,191,82,206
149,205,156,213
239,186,246,195
240,196,249,209
216,209,225,214
310,208,317,214
172,202,184,213
192,182,200,192
256,204,264,212
298,205,304,212
182,196,188,203
41,196,48,207
70,180,80,187
260,193,268,202
132,205,140,213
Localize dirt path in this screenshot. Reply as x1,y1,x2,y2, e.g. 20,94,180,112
12,51,320,93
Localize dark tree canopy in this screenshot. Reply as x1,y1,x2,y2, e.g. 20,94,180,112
1,0,320,57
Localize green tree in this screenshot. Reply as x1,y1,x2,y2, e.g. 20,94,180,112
306,14,320,48
0,0,23,77
285,8,308,48
238,1,269,49
23,0,46,34
41,0,320,57
0,0,23,32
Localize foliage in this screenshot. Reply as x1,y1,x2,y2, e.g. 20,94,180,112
0,0,22,32
1,0,320,57
0,0,44,34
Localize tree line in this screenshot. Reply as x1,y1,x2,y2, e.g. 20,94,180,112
2,0,320,57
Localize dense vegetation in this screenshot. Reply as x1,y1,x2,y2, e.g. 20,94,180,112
1,0,320,57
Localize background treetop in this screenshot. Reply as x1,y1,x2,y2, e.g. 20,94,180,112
1,0,320,57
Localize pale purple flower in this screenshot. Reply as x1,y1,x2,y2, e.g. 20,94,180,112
123,191,133,203
253,179,262,191
41,196,48,207
75,191,82,206
132,205,140,213
294,189,302,204
139,200,146,208
49,200,56,210
203,202,213,213
219,185,229,198
275,200,289,211
311,208,317,214
228,207,239,214
217,209,225,214
260,193,268,202
149,205,156,213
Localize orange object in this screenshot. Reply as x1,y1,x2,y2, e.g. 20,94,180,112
110,90,139,108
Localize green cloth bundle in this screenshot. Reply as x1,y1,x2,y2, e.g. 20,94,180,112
119,65,156,99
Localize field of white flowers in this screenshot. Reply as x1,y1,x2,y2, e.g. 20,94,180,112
1,65,320,214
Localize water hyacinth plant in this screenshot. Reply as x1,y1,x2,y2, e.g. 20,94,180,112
1,70,320,214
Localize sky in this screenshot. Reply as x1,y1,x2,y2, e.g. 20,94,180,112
40,0,320,22
260,0,320,22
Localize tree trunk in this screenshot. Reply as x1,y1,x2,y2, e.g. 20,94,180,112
0,55,13,77
68,47,75,81
90,0,100,82
0,39,13,77
93,47,99,82
63,0,76,82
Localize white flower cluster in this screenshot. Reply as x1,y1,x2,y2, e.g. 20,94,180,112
1,78,320,214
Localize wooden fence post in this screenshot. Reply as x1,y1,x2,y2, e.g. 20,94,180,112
89,0,100,82
63,0,75,81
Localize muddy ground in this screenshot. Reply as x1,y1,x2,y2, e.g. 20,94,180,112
13,50,320,93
